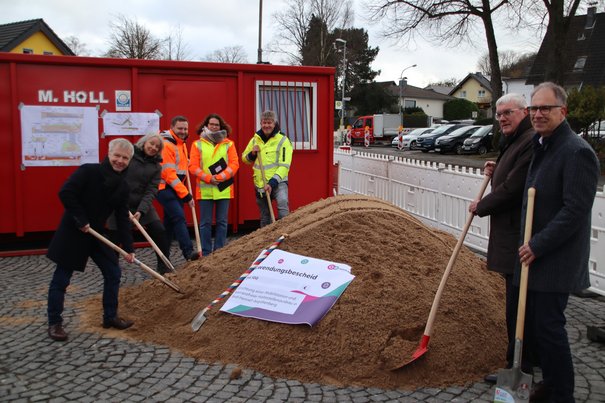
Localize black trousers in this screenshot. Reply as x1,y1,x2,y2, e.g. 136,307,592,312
525,290,574,402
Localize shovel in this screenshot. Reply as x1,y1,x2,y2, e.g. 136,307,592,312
129,212,175,273
494,187,536,403
393,175,491,369
87,227,182,293
191,234,286,331
185,168,203,258
256,146,276,224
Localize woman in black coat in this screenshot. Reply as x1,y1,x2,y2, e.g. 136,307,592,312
47,138,136,342
108,133,171,274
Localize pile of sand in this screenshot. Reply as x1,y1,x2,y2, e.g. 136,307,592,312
81,195,507,390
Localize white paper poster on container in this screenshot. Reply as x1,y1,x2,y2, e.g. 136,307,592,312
220,249,354,326
102,112,160,136
20,105,99,167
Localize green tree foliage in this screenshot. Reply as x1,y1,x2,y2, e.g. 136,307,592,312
567,86,605,137
348,82,397,115
403,112,430,128
443,98,479,120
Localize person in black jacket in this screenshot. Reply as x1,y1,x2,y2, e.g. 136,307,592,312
519,82,599,402
469,93,536,383
47,138,136,342
108,133,171,274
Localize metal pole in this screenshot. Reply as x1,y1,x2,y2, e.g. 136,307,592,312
336,39,347,129
398,64,417,126
257,0,263,63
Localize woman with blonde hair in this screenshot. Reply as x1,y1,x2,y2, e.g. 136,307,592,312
108,132,172,274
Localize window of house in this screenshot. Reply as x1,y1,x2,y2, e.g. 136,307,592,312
404,100,416,109
43,51,53,55
22,48,33,54
478,89,486,98
460,90,467,98
256,80,317,150
574,56,587,71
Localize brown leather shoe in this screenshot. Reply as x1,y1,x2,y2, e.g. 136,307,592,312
103,317,134,330
48,324,68,341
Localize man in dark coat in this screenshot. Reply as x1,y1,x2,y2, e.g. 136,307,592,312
47,138,137,342
518,82,599,402
469,93,535,383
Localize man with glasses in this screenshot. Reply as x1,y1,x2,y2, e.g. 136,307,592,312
469,93,535,384
519,82,599,402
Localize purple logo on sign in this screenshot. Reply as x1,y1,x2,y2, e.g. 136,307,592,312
278,259,284,264
321,282,331,289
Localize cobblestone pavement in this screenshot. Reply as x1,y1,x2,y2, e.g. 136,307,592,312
1,246,604,402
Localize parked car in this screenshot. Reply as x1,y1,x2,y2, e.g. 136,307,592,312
415,124,470,153
391,127,434,149
460,125,494,155
434,125,482,154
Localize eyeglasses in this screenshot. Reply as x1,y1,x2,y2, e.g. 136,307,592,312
527,105,563,115
495,108,522,119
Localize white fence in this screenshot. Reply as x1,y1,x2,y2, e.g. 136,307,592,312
334,148,605,296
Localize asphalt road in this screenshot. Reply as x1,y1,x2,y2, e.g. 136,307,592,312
341,143,496,170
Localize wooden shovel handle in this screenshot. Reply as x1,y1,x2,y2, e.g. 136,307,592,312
515,187,536,340
87,227,182,293
129,212,175,272
423,175,491,337
185,169,202,257
256,150,276,223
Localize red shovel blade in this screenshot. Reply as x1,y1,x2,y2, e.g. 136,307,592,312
391,334,430,370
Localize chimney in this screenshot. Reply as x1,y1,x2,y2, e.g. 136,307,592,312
586,6,596,29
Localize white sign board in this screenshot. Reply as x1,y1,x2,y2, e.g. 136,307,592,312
102,112,160,136
20,105,99,167
221,249,354,326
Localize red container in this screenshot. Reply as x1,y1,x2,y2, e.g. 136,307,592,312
0,54,335,238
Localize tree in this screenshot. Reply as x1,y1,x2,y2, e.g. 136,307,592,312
348,82,397,115
523,0,583,85
443,98,479,120
163,25,192,61
64,35,91,56
567,86,605,137
426,78,459,87
204,46,248,63
272,0,353,65
368,1,518,120
105,15,163,59
477,50,537,78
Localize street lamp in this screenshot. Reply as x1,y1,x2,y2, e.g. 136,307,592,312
335,38,347,129
399,64,417,125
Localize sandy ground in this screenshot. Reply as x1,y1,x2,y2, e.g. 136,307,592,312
81,195,507,390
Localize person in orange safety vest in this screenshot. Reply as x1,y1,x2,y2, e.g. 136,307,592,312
189,113,239,256
156,115,198,261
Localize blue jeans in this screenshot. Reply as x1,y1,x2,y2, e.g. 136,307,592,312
199,199,230,256
48,246,121,325
256,182,289,227
157,188,193,259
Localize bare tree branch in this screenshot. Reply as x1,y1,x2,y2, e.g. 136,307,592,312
271,0,353,65
105,15,163,59
204,46,249,63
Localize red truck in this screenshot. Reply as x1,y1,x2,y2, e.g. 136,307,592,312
349,114,401,145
